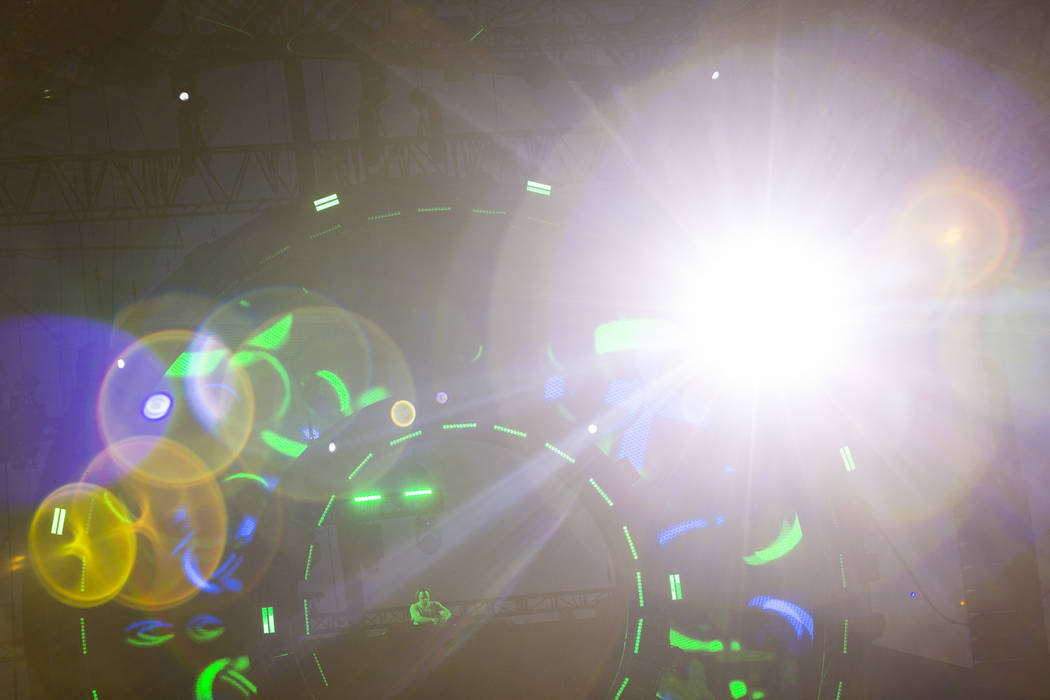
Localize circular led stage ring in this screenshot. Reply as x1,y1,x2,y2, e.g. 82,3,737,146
79,438,229,611
291,421,660,699
98,329,254,483
390,399,416,428
28,482,137,608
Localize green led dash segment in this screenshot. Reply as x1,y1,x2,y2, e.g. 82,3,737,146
80,616,87,654
836,681,843,700
304,599,310,635
390,430,423,446
633,618,644,654
348,452,373,481
613,677,630,700
471,344,484,362
471,208,506,215
669,628,723,652
588,478,614,507
261,606,275,634
246,314,292,351
165,349,226,377
843,619,848,654
840,553,848,589
353,494,382,503
259,245,290,265
418,206,452,213
367,211,401,221
308,223,343,239
840,445,857,472
51,506,67,535
753,692,766,699
493,425,527,438
404,489,433,498
80,555,87,592
304,544,314,581
469,26,485,41
730,680,748,699
442,423,477,430
635,571,644,607
545,442,575,463
260,430,307,458
526,179,552,196
743,513,802,566
317,495,336,526
669,573,683,601
224,472,271,489
622,526,639,560
313,652,329,687
313,193,340,212
315,370,352,415
93,691,99,700
356,386,388,409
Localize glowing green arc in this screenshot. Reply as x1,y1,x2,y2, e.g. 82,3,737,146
743,514,803,566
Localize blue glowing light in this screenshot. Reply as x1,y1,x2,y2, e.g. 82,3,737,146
909,591,917,598
747,596,814,640
658,519,708,546
301,425,320,440
234,516,257,546
142,392,173,421
544,376,565,401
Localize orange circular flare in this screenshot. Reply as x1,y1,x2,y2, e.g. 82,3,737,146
80,439,228,611
892,169,1021,299
28,482,137,608
98,330,255,482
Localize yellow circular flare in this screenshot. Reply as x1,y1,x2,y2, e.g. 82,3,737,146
390,400,417,428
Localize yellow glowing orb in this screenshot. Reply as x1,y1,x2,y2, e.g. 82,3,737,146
28,482,137,608
390,399,417,428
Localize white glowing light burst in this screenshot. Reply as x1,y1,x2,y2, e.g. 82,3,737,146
682,235,857,390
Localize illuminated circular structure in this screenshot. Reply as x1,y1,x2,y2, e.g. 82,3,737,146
25,177,863,699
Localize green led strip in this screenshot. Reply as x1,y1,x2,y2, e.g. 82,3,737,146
840,445,856,472
80,556,86,593
729,680,748,699
836,681,844,700
261,606,275,634
442,423,477,430
840,553,848,589
304,544,314,581
544,442,575,463
588,478,614,507
471,208,506,215
260,430,308,458
313,652,329,687
843,619,849,654
613,677,630,700
418,206,452,212
92,691,99,700
317,494,336,526
367,211,401,221
80,616,87,654
493,425,527,438
635,571,644,607
308,223,343,239
348,452,373,481
258,245,290,265
313,193,340,211
669,628,723,652
315,370,352,415
622,526,638,559
51,506,66,535
404,489,432,497
224,473,271,489
526,180,552,196
669,573,682,601
354,494,382,503
389,430,423,446
304,599,310,635
633,618,644,654
526,215,555,225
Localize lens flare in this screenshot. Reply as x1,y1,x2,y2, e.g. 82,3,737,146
28,482,137,608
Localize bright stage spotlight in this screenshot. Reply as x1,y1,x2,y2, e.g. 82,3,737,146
678,234,857,392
